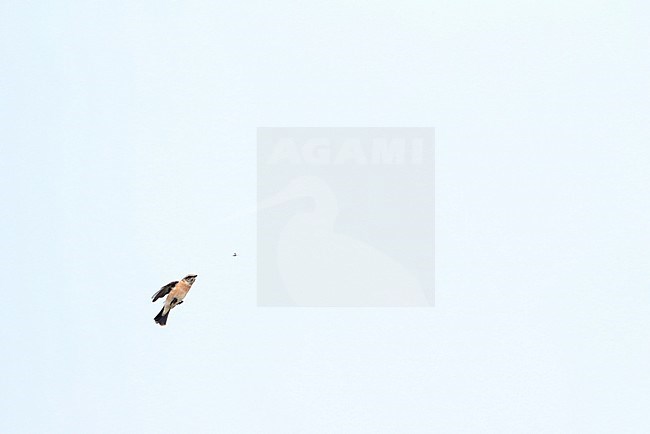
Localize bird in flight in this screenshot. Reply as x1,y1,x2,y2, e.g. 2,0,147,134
152,274,197,326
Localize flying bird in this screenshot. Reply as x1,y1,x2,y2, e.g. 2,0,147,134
152,274,197,326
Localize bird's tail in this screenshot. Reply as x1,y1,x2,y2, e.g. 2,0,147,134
154,307,169,326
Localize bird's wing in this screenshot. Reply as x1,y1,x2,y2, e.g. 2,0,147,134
152,281,178,302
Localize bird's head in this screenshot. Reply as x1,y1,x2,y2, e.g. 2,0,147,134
258,175,337,212
183,274,198,285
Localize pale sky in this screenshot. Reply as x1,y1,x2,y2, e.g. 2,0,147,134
1,1,649,433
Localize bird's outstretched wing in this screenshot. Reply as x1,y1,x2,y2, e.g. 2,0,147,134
152,281,178,302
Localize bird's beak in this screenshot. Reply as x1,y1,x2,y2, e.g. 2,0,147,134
258,182,303,211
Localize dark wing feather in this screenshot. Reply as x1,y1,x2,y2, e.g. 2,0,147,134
151,281,178,302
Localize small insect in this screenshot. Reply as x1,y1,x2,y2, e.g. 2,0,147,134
233,252,237,256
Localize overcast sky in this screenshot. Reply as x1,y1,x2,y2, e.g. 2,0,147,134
1,1,649,433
